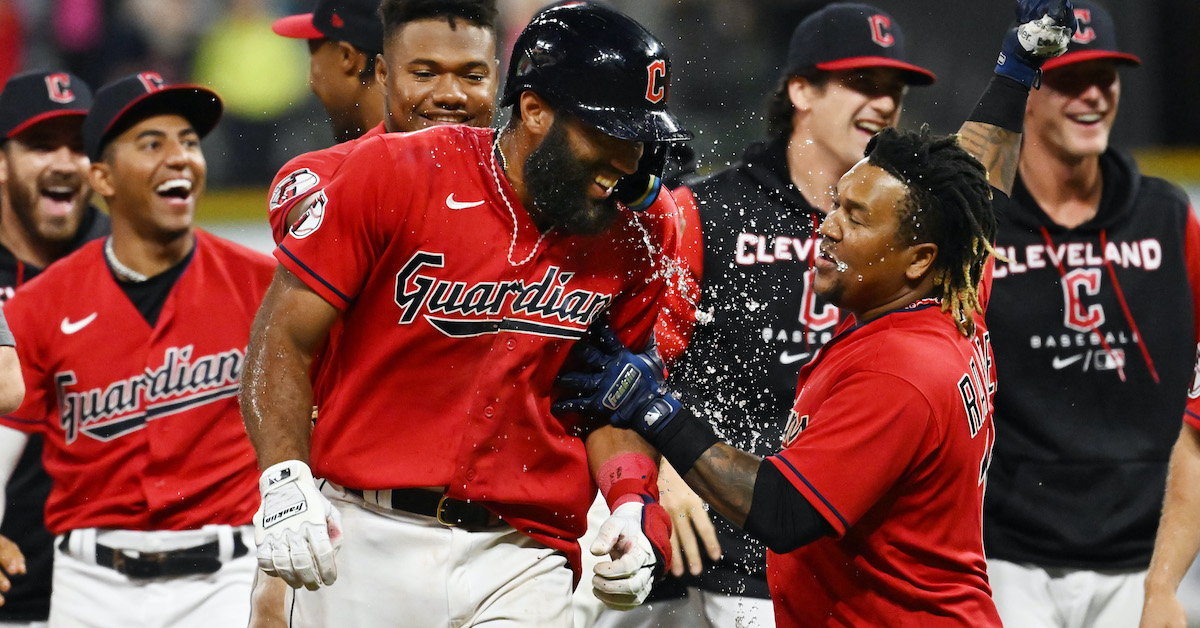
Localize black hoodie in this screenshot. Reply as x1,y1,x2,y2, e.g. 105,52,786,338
984,147,1199,569
667,138,838,597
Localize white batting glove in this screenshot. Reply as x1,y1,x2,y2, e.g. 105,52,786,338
1017,14,1073,59
253,460,343,590
589,502,658,610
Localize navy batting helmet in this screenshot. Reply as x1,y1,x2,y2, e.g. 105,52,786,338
501,1,691,143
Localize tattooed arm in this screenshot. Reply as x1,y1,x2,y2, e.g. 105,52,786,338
957,121,1022,196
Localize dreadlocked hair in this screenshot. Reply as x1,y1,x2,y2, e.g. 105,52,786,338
865,125,997,337
380,0,498,39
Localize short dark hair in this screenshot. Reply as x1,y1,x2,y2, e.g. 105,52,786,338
379,0,498,39
865,125,996,337
764,70,830,140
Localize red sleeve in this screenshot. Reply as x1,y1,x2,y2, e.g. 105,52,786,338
0,293,49,434
767,372,931,535
1181,206,1200,429
275,136,396,311
654,185,704,365
609,184,682,353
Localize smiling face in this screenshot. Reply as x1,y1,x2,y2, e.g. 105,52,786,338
1025,59,1121,161
0,116,92,252
794,67,908,175
377,18,497,133
523,114,642,236
814,159,935,321
92,113,205,241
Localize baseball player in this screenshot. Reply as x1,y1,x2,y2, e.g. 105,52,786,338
974,2,1200,626
239,3,688,626
0,72,274,627
0,70,110,627
558,1,1077,625
267,0,499,244
625,5,936,626
273,0,386,143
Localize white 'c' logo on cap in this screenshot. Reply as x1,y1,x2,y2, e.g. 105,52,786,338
136,72,166,93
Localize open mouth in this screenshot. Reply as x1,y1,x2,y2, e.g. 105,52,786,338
39,185,80,217
594,174,618,198
1067,112,1104,126
156,178,193,202
855,120,885,134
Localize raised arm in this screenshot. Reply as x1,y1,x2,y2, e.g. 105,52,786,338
959,0,1077,196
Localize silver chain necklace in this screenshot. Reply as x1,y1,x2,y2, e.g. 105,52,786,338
104,237,149,282
490,133,548,267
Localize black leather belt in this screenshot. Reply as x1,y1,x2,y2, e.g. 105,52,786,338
346,488,502,528
59,530,249,579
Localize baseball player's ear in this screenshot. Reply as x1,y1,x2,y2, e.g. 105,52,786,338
336,41,366,76
787,77,816,114
905,242,938,282
88,162,116,199
0,150,8,187
518,91,555,137
375,52,388,86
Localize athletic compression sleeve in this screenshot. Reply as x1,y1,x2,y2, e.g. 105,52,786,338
743,460,834,553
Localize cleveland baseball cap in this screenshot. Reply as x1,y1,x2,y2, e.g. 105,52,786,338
784,3,936,86
0,70,93,140
1041,1,1140,72
272,0,384,54
82,72,223,161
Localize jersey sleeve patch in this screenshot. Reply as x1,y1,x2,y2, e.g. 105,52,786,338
289,191,327,239
270,168,321,211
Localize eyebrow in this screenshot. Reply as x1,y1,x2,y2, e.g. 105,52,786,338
135,128,198,141
407,59,491,70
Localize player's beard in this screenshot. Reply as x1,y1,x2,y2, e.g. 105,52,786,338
5,169,88,251
524,121,620,236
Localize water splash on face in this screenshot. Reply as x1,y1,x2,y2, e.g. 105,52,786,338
835,260,849,272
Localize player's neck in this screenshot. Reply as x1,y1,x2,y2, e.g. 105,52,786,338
494,127,551,230
0,198,66,269
786,133,844,213
107,223,195,281
1018,141,1103,229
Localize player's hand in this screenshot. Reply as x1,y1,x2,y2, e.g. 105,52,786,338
995,0,1078,88
0,534,25,606
590,500,671,610
612,142,670,212
659,460,721,577
1139,588,1188,628
553,321,682,442
253,460,343,590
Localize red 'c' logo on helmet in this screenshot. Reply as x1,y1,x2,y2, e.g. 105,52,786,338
646,60,667,104
137,72,166,93
44,73,75,104
1072,9,1096,44
869,14,895,47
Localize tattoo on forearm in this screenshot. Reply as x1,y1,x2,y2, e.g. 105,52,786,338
959,124,1020,193
688,444,761,527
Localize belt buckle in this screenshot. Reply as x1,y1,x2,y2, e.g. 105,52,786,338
435,495,458,527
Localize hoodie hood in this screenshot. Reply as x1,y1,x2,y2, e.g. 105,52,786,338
739,139,817,213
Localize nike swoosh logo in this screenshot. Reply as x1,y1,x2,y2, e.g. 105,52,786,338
61,312,98,335
1051,354,1084,369
779,351,810,365
446,194,485,210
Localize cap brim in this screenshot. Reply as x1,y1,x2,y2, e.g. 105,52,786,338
1042,50,1141,72
816,56,937,86
5,109,88,139
574,104,693,143
272,14,323,40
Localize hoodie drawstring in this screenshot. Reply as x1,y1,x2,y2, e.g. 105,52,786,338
1038,226,1160,384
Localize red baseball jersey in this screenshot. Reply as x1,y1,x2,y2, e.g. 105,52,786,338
267,122,387,244
766,300,1001,627
275,125,679,569
0,231,275,534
